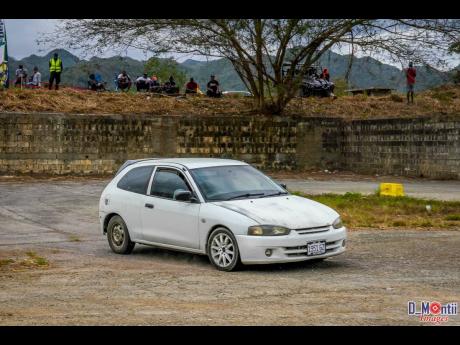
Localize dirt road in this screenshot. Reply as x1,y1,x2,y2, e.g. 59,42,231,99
0,178,459,325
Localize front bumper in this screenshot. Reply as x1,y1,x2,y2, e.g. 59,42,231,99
236,226,347,264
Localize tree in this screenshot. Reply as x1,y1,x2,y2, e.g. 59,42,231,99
453,70,460,85
144,57,186,88
44,19,460,114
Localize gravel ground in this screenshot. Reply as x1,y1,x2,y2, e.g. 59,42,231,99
0,178,459,325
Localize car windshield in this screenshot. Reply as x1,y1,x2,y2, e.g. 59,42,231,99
190,165,287,201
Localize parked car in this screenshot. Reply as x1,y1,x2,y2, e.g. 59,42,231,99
99,158,347,271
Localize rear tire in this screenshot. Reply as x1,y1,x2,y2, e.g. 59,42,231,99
107,215,135,254
207,228,241,272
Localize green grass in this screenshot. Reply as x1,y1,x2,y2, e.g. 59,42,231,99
445,214,460,221
291,192,460,230
25,251,49,266
0,259,15,267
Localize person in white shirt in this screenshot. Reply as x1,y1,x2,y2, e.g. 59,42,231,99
117,71,132,91
28,66,41,88
14,65,28,87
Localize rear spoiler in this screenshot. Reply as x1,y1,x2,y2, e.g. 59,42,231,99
115,158,159,176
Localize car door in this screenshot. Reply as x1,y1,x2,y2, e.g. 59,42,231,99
141,166,200,249
116,165,155,241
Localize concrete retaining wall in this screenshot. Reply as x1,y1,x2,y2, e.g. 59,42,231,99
0,112,459,179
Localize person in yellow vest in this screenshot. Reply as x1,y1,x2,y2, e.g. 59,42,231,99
49,52,63,90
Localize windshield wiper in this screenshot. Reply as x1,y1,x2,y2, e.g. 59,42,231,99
259,191,289,198
226,192,265,201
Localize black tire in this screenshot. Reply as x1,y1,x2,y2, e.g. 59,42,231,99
207,228,242,272
107,215,135,254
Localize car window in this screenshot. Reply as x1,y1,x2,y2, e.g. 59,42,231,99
117,166,154,195
190,165,285,201
150,168,192,200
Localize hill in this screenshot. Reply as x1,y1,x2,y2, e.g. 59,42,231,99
6,49,456,92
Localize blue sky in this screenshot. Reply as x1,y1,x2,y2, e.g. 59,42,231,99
4,19,460,70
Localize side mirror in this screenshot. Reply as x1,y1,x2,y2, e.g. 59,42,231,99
279,183,287,190
173,190,196,202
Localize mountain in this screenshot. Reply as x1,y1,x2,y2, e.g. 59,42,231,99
9,48,81,81
9,50,144,90
7,49,455,92
180,58,246,90
315,51,451,91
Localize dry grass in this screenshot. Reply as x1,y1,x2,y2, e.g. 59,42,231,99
0,88,255,117
294,192,460,230
1,85,460,119
284,84,460,119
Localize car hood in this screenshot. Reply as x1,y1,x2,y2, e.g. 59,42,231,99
212,195,338,229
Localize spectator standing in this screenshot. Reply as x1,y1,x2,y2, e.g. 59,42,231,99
405,62,416,104
49,53,63,90
320,68,330,81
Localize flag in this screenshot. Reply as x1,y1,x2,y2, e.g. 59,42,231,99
0,19,9,88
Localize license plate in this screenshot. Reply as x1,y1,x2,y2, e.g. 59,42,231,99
307,241,326,256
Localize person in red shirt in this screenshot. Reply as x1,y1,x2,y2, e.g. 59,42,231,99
320,68,330,81
185,77,199,94
406,62,416,104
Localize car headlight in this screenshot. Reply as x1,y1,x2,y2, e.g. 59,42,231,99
332,217,343,229
248,225,291,236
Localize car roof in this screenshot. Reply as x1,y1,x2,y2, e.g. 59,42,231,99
131,158,249,170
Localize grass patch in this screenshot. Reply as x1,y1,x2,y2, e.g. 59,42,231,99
68,234,81,242
24,251,49,267
291,191,460,230
0,252,49,270
0,259,15,267
445,214,460,221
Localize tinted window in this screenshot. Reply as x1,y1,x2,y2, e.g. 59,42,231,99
150,169,191,199
117,166,154,194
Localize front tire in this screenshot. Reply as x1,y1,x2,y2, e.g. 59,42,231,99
207,228,241,272
107,215,135,254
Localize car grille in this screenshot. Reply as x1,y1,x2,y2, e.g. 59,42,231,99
295,225,330,235
283,240,342,257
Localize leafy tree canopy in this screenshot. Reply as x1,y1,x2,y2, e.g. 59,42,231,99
43,19,460,114
144,57,186,87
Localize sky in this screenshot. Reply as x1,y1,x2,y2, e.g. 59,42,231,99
5,19,158,61
4,19,460,70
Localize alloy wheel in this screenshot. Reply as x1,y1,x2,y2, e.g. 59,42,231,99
210,233,235,268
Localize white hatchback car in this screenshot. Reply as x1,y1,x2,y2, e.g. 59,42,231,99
99,158,347,271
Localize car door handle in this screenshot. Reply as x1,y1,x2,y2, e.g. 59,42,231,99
145,203,154,209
